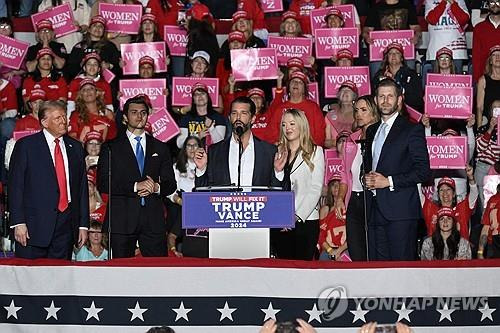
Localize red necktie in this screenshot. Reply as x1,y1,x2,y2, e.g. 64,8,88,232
54,138,68,212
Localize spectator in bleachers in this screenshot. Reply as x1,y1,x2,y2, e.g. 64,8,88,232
424,0,469,75
476,46,500,128
84,130,102,170
472,0,500,83
432,47,457,75
186,50,210,78
90,0,142,48
216,31,247,105
324,81,357,148
363,0,421,74
68,79,117,142
268,71,326,145
317,49,354,107
420,207,472,260
25,20,67,73
145,0,180,40
87,166,108,224
237,0,268,42
38,0,91,51
14,89,45,133
68,52,114,115
22,48,68,103
328,0,361,33
478,181,500,258
372,43,424,111
273,109,324,260
280,11,303,37
175,82,226,148
475,113,499,209
183,4,219,77
420,173,477,240
289,0,326,35
246,88,275,144
471,0,492,26
168,136,206,258
0,17,26,89
73,220,108,261
318,175,347,260
335,95,379,261
65,15,121,82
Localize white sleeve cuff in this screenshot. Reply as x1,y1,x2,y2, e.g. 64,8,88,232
134,182,137,192
388,176,394,191
274,170,284,181
10,223,26,229
196,167,206,177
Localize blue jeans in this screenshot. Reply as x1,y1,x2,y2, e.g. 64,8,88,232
0,0,7,17
19,0,34,17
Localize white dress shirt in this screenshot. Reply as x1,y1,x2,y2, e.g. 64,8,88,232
371,112,398,191
43,129,71,203
229,134,255,191
126,130,161,194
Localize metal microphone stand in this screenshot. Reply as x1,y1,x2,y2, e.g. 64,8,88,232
237,133,243,192
107,146,112,260
357,139,370,261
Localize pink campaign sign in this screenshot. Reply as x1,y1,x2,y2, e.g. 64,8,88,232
171,77,219,107
267,36,313,66
102,68,115,83
99,3,142,34
272,82,319,105
119,79,166,110
325,158,344,185
148,107,180,143
163,26,187,57
324,66,370,97
231,48,278,82
0,35,29,70
426,136,467,169
426,73,472,88
310,5,356,34
315,28,359,59
13,130,39,141
425,86,473,119
120,42,167,75
31,3,77,38
260,0,284,13
406,104,423,123
369,30,414,61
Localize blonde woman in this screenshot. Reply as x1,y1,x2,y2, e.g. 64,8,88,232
273,108,324,260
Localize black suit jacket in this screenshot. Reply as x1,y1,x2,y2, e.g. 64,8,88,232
97,133,176,234
8,131,89,247
195,137,282,189
363,114,431,221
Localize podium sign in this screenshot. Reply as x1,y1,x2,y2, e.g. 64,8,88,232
182,191,295,229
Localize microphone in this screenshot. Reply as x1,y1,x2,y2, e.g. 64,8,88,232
235,125,244,137
355,139,367,144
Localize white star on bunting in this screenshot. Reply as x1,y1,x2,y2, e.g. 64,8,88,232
4,300,21,319
437,303,456,322
83,301,103,321
350,303,369,323
305,303,323,323
172,301,192,322
261,302,281,321
478,302,496,322
128,301,148,322
217,301,236,322
394,303,413,322
44,301,61,320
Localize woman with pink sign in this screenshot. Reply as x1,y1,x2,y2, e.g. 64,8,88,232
324,80,357,149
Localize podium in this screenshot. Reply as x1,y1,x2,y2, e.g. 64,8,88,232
182,188,295,259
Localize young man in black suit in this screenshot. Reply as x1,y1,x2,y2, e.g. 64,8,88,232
97,95,177,258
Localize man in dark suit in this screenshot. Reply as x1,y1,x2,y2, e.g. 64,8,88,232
97,95,176,258
9,101,89,259
363,78,431,261
194,96,286,189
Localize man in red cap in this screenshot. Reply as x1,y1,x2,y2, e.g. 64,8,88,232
138,55,155,79
289,0,324,35
237,0,267,42
325,8,345,28
97,95,177,258
26,20,67,73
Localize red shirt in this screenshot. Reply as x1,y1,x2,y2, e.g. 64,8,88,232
289,0,323,34
318,210,346,248
423,197,474,240
68,111,117,143
268,98,326,145
472,17,500,83
14,115,41,132
0,79,17,113
482,193,500,243
147,0,181,39
68,76,113,106
251,112,274,144
22,76,68,102
90,194,108,224
238,0,266,30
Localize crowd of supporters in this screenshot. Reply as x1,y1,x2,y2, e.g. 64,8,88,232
0,0,499,261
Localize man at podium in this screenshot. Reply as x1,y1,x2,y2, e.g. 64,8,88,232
194,96,286,189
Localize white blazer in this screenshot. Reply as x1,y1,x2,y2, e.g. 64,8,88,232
289,146,325,222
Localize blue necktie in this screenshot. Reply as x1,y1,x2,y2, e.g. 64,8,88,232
372,123,388,171
135,136,145,206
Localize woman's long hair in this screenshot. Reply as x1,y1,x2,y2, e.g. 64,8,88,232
379,51,406,73
433,57,456,74
79,26,109,51
187,89,216,117
279,108,316,171
176,136,202,173
435,184,458,207
134,20,164,43
85,220,108,251
29,56,62,82
75,89,108,124
431,216,461,260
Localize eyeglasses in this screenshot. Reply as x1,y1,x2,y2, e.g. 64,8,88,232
0,24,11,29
489,0,500,5
186,144,199,149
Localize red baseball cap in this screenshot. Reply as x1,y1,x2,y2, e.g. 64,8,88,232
289,70,308,84
437,207,455,219
282,11,298,21
384,42,404,56
36,19,53,32
325,8,344,23
247,88,265,99
79,78,96,90
36,47,54,60
139,55,155,68
438,176,456,190
336,48,354,61
232,10,250,23
80,52,101,67
187,3,213,23
29,88,46,102
90,15,106,28
436,47,453,59
339,80,359,95
228,30,246,43
489,45,500,56
192,82,208,93
84,130,103,143
141,13,156,24
287,57,304,70
441,128,459,136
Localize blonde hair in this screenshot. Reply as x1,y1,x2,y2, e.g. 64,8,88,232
75,87,108,124
279,19,302,37
484,51,500,76
279,108,316,171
